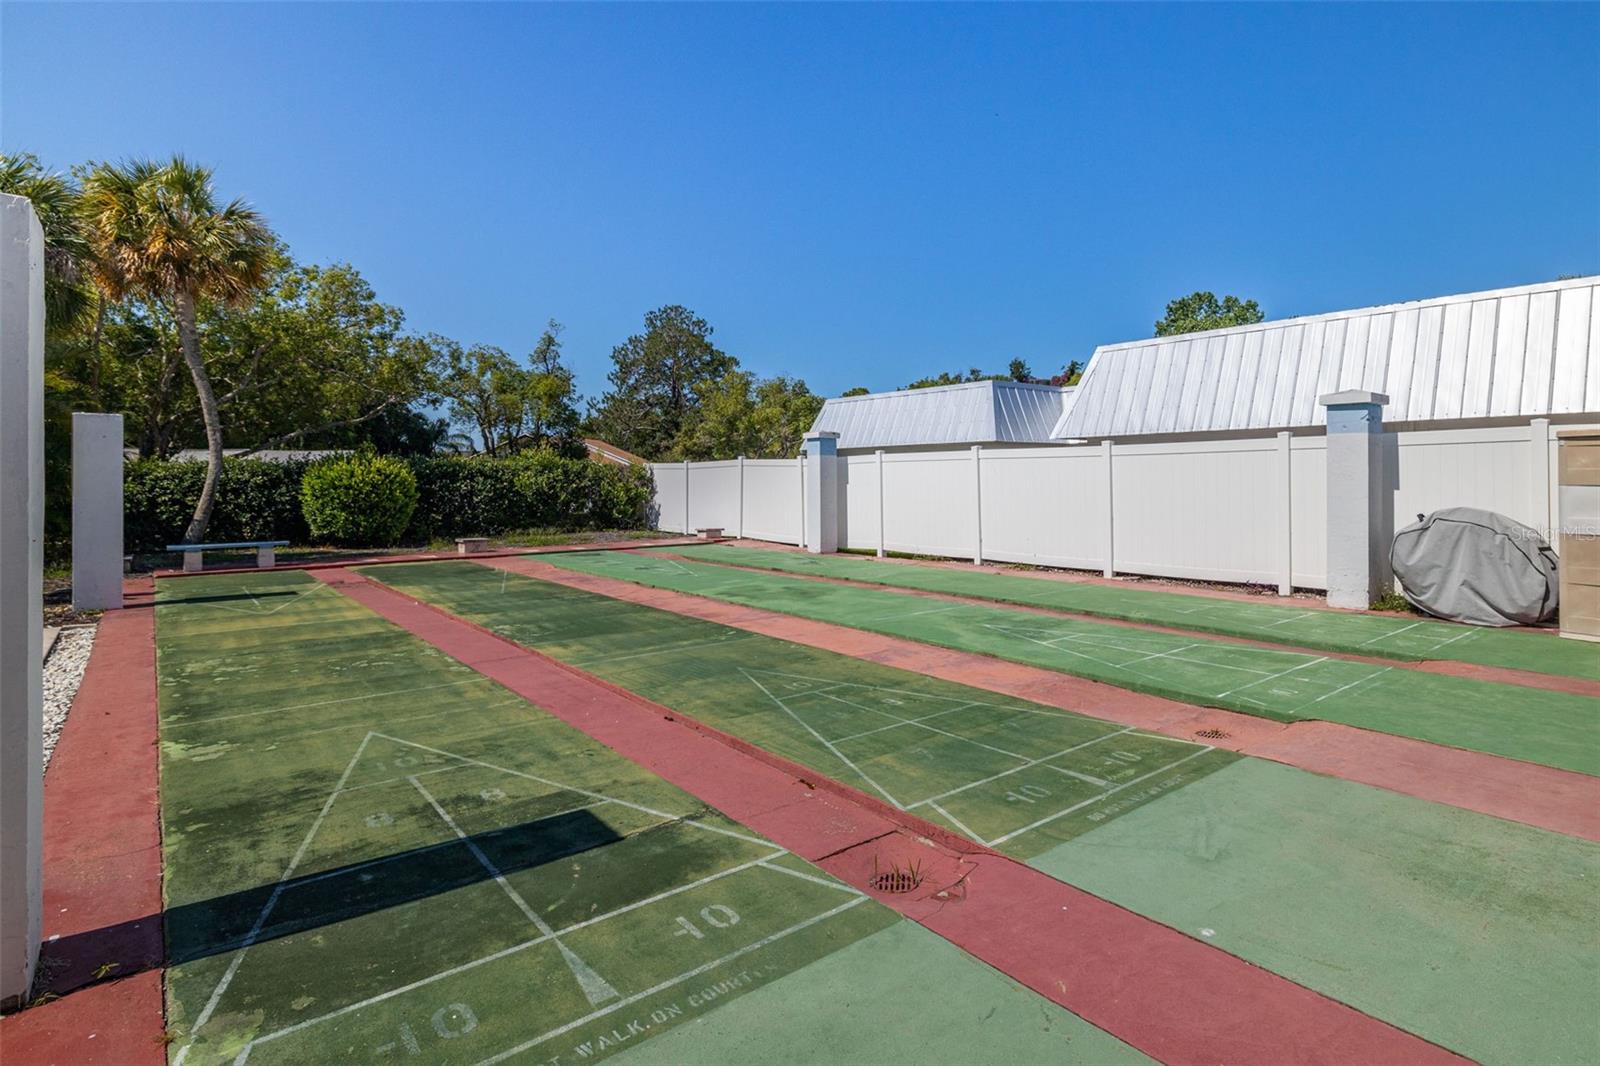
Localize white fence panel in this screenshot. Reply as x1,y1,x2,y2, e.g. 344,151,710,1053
742,459,802,544
685,461,741,534
1389,426,1535,531
979,447,1106,569
1290,438,1327,588
841,453,882,553
881,452,975,559
649,418,1589,592
650,463,686,533
1111,438,1283,585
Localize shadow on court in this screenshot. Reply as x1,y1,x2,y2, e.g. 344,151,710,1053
34,807,621,1000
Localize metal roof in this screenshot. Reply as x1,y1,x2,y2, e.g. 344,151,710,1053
810,379,1073,450
1052,276,1600,440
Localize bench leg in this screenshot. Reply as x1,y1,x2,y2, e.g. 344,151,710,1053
257,546,276,569
183,552,203,573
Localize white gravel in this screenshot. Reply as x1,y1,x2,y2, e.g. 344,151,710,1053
43,625,96,771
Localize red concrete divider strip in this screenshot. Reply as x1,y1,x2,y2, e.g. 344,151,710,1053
154,536,718,579
0,581,165,1065
315,566,1468,1066
644,549,1600,698
485,556,1600,842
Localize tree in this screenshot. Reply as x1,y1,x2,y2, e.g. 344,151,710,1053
589,305,735,459
522,320,583,453
1154,292,1264,337
670,371,824,461
840,386,871,397
1008,358,1032,382
79,156,274,542
0,153,93,333
903,368,1007,390
434,339,527,456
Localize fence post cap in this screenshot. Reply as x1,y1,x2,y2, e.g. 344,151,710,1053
1319,390,1389,407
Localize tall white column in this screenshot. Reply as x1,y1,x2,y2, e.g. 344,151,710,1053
1101,440,1116,578
1275,430,1294,596
1321,390,1389,610
736,455,745,539
802,431,839,554
681,459,690,534
875,449,886,558
72,412,125,610
0,193,45,1009
971,445,984,565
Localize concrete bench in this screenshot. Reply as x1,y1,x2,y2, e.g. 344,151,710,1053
695,527,724,540
167,540,289,573
456,537,492,555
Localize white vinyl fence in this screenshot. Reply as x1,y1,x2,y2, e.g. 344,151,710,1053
651,419,1584,591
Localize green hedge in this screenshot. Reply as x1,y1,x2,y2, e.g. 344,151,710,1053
124,453,652,551
302,454,419,546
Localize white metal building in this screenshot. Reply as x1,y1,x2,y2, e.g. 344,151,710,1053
809,379,1073,452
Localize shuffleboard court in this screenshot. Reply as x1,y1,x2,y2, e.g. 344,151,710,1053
541,550,1600,776
155,570,1149,1066
660,543,1600,682
361,559,1600,1066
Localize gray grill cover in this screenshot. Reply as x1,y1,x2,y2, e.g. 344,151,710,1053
1390,508,1558,627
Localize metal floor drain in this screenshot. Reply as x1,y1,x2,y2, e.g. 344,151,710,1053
870,870,921,894
1194,728,1231,740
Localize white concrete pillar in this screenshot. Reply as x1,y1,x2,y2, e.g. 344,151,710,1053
681,459,690,534
1321,390,1389,610
736,455,746,539
875,449,886,558
72,412,125,610
1275,431,1294,596
971,445,984,565
802,431,839,554
1101,440,1116,578
0,193,45,1009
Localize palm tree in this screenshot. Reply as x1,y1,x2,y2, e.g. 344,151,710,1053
79,156,273,543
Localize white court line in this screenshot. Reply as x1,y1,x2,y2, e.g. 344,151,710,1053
907,728,1135,808
740,670,907,809
739,667,1076,720
410,775,619,1007
1423,627,1478,653
181,581,331,617
831,702,980,742
234,850,791,1061
1295,665,1395,712
1214,656,1328,700
173,732,377,1066
987,747,1215,846
1051,767,1111,787
1358,620,1424,646
927,801,986,843
1262,611,1318,629
570,633,756,669
298,696,530,740
167,677,487,728
756,860,864,895
866,602,966,623
812,690,1029,760
981,624,1172,687
470,897,870,1066
369,733,773,848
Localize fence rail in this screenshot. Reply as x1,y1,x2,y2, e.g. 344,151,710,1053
650,419,1582,591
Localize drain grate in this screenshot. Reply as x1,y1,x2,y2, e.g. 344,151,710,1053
1194,728,1231,740
870,870,921,894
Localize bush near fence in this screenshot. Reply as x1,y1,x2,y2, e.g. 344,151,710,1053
124,453,653,550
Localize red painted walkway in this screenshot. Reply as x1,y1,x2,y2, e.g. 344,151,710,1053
0,581,165,1066
317,566,1468,1066
488,555,1600,842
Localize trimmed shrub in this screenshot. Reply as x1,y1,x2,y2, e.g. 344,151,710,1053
125,458,311,551
405,456,524,539
301,454,418,546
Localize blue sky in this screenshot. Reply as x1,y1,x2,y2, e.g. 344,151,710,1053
4,3,1597,401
